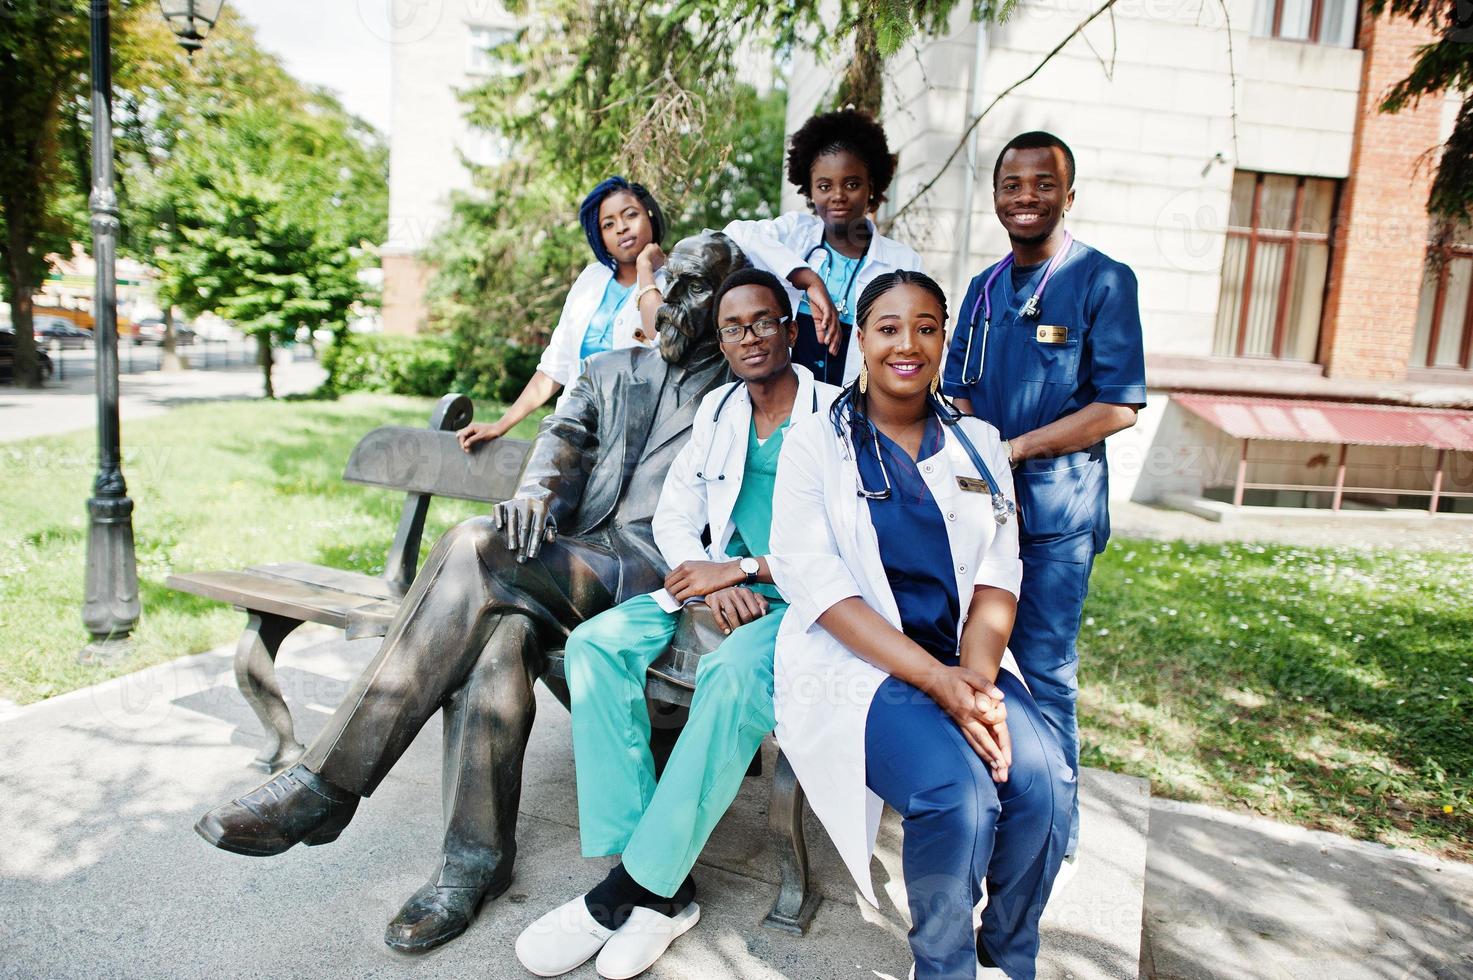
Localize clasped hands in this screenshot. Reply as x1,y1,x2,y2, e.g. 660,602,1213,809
664,559,768,635
923,664,1012,782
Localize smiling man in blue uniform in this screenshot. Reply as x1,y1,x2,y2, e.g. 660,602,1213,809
942,131,1147,866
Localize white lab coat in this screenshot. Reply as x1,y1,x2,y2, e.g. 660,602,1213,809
722,213,925,384
538,262,662,409
653,364,840,570
767,407,1023,905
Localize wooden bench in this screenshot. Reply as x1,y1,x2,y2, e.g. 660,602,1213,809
166,393,820,934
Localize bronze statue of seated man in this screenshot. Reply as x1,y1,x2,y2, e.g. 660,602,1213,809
194,231,746,952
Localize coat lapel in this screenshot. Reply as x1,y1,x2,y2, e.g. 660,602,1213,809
618,356,658,475
641,358,729,461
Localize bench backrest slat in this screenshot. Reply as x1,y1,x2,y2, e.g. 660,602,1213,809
343,427,533,503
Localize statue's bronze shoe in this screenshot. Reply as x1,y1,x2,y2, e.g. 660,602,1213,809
384,866,513,952
194,764,359,856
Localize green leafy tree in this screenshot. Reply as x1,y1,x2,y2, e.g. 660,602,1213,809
139,100,386,397
0,0,105,387
425,0,1013,398
1,2,384,392
1370,0,1473,240
428,83,788,400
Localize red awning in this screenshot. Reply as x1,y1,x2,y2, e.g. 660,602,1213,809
1171,394,1473,451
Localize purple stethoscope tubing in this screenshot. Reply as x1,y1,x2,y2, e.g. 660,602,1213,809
958,231,1073,386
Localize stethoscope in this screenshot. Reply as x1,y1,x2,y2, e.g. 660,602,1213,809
848,394,1016,526
956,232,1073,386
695,384,820,482
803,242,868,320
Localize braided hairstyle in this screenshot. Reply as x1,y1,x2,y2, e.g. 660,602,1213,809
577,176,668,271
829,269,951,438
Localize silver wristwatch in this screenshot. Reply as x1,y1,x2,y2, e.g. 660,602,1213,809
738,556,760,585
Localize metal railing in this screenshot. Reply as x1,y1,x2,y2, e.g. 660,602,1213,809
39,338,316,382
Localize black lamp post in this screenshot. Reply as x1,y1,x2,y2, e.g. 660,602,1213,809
81,0,223,662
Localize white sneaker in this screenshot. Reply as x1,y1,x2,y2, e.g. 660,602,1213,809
515,894,615,977
594,902,701,979
1050,853,1079,899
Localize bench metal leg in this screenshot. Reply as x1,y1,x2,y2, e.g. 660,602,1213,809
233,611,305,773
763,748,821,934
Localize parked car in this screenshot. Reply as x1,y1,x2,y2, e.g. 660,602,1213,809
133,318,197,346
0,329,55,382
33,317,93,349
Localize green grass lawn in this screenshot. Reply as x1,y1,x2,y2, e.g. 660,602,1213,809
0,393,543,705
1078,540,1472,861
2,395,1468,859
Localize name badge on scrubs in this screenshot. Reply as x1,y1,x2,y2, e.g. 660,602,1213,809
956,476,989,493
1036,325,1069,344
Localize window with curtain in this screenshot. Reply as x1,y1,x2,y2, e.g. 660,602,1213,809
1252,0,1357,46
1411,232,1473,372
1213,171,1339,361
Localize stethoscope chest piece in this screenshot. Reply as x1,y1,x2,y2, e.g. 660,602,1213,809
991,493,1015,526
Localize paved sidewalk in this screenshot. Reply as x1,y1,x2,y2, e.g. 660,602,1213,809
1142,800,1473,979
0,357,326,442
3,627,1468,978
1110,499,1473,552
0,628,1148,980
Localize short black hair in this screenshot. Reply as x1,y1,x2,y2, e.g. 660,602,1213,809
578,176,668,270
712,267,793,324
786,109,898,208
992,131,1076,189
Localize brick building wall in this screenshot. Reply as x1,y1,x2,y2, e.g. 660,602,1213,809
1318,10,1444,380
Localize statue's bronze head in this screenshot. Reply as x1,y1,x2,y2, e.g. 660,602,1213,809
655,231,747,365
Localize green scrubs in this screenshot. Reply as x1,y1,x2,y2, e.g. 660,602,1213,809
566,418,787,897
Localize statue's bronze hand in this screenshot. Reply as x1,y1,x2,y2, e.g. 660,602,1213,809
491,498,556,563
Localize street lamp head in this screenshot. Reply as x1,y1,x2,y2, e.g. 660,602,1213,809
158,0,225,55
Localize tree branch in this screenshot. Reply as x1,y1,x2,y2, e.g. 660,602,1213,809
886,0,1122,228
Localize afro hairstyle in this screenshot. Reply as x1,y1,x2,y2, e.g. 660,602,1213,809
786,109,898,210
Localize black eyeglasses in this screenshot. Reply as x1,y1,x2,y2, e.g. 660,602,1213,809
717,316,789,345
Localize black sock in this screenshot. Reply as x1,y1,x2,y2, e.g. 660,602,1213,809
976,928,997,968
584,863,696,930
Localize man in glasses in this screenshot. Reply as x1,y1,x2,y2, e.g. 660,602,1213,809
514,267,840,979
194,231,746,953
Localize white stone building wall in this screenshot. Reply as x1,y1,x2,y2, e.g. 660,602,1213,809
786,0,1473,511
384,0,520,260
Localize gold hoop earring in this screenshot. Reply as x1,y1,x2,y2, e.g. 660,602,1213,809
858,362,868,394
930,372,940,395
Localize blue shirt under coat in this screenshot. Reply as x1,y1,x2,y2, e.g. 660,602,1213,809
941,240,1146,558
579,277,634,361
852,412,961,661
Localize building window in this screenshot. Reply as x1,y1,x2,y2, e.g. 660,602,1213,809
468,25,515,75
1252,0,1357,47
1213,171,1338,362
1411,236,1473,371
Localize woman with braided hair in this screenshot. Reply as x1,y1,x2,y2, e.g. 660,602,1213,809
769,270,1071,979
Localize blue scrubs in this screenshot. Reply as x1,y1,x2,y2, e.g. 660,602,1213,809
942,240,1147,857
792,245,863,386
855,415,1070,980
578,278,634,361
